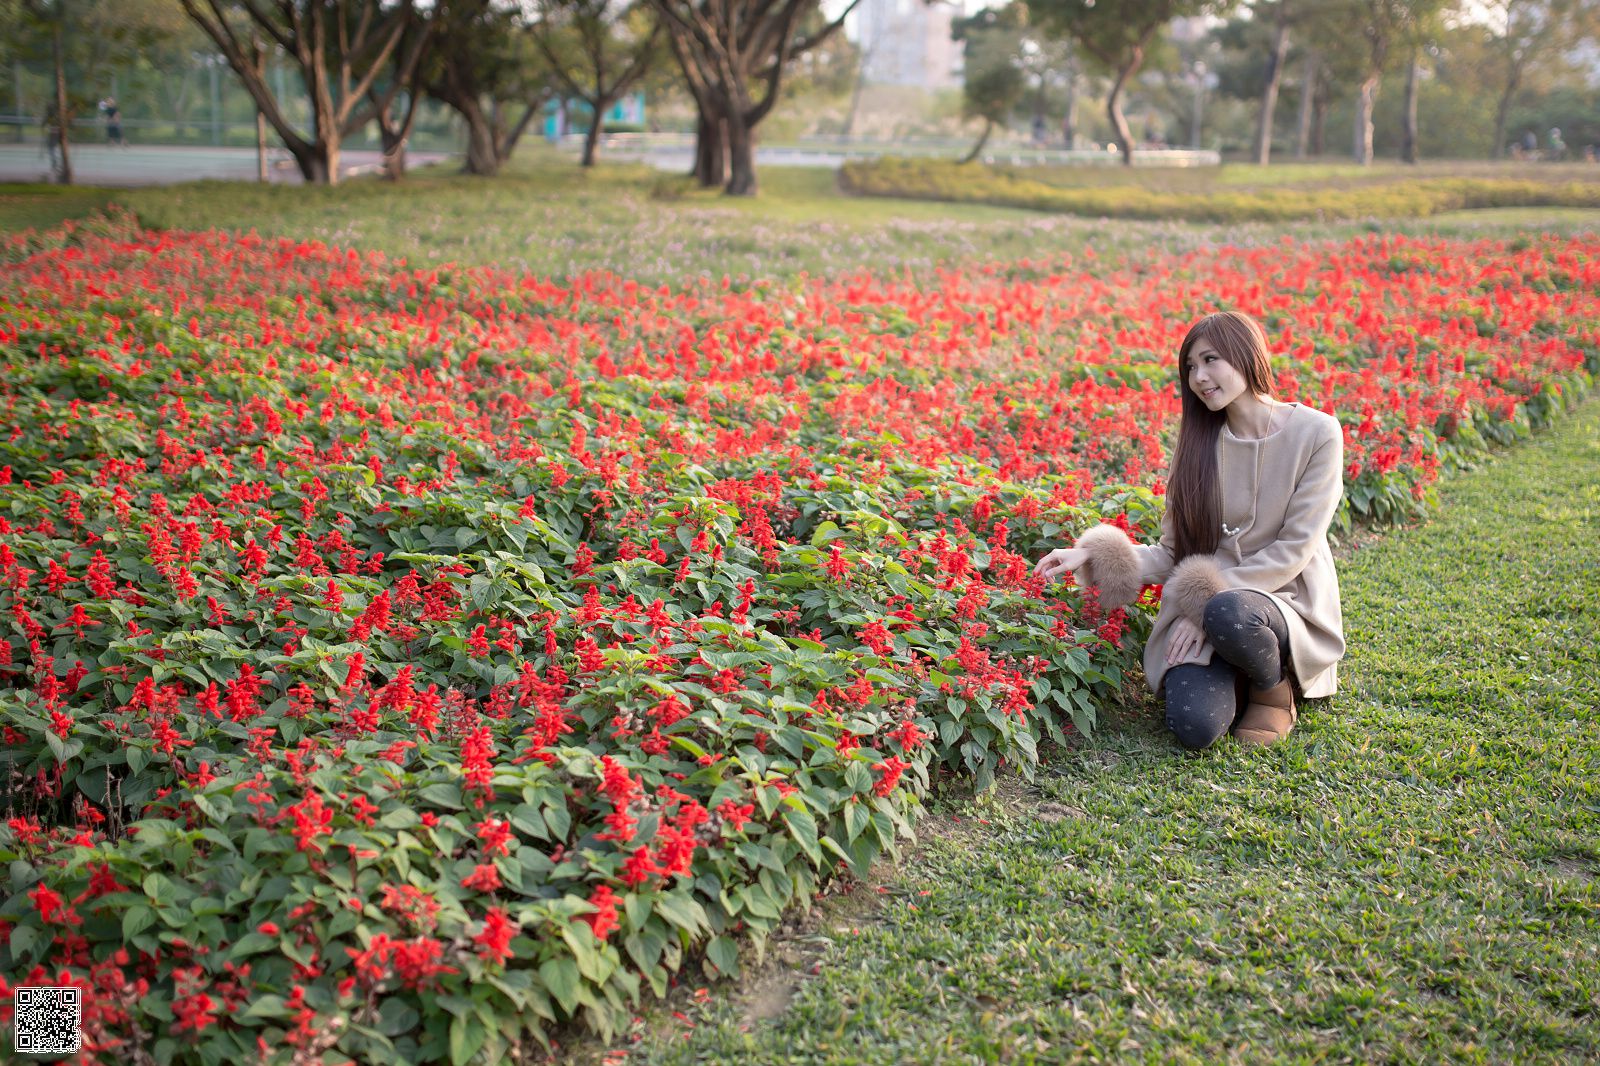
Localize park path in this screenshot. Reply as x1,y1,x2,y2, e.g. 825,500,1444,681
627,393,1600,1063
0,143,450,186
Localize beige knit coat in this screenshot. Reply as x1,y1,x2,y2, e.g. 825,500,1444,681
1078,402,1347,699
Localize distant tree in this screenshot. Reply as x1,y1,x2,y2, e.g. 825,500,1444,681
836,5,875,139
1247,0,1321,164
422,0,558,176
531,0,664,167
1482,0,1593,158
648,0,860,195
1332,0,1451,165
960,56,1027,162
177,0,423,184
950,4,1042,159
12,0,183,183
367,14,434,178
1024,0,1232,164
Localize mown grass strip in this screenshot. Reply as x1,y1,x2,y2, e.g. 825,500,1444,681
841,157,1600,224
630,397,1600,1064
7,162,1599,290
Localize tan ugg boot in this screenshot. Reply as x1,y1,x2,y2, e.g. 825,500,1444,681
1234,678,1296,747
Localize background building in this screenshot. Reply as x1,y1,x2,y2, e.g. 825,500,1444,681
855,0,964,91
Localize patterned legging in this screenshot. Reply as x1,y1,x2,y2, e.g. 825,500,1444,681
1163,589,1291,751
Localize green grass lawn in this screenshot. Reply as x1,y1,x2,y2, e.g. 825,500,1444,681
607,396,1600,1065
0,182,117,233
3,157,1599,287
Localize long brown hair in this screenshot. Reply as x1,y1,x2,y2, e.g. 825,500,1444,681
1167,311,1278,561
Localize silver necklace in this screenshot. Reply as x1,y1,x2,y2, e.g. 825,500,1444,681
1219,405,1278,539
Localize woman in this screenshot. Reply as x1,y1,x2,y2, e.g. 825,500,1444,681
1034,311,1345,749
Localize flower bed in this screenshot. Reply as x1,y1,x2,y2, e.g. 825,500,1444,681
1,214,1596,1063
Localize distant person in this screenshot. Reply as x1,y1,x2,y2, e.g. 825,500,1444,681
99,97,126,147
1031,114,1046,145
40,104,63,175
1585,144,1597,164
1547,127,1566,162
1521,129,1538,157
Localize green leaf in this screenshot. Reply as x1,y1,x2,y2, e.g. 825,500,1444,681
510,803,548,840
543,802,571,841
243,994,288,1020
705,935,740,977
378,998,419,1037
229,932,279,959
810,521,843,546
560,923,605,983
845,801,870,843
653,893,707,935
785,806,821,865
122,905,156,941
420,783,464,809
8,922,39,961
144,872,176,906
539,956,581,1016
450,1013,487,1066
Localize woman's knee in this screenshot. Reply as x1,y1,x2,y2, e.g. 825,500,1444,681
1165,701,1232,751
1202,588,1258,636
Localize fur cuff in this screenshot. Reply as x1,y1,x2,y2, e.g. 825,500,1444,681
1071,524,1142,609
1164,554,1227,626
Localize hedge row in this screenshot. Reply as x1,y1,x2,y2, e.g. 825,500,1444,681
838,157,1600,223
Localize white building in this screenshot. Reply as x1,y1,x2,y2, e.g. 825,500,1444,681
855,0,964,91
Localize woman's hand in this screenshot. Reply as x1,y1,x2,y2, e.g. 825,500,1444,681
1034,546,1088,583
1165,616,1213,666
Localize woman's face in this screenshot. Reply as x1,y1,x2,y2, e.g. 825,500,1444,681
1184,339,1249,411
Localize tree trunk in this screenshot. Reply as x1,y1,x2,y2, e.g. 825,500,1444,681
1352,71,1379,164
254,37,269,182
1108,51,1142,166
257,109,269,181
581,100,607,167
1399,50,1419,164
370,81,425,183
1492,67,1520,158
724,111,756,195
457,96,503,176
1255,17,1290,165
51,19,72,185
693,112,726,188
495,98,543,170
289,142,333,183
960,117,993,164
1295,48,1317,158
379,124,407,179
1311,91,1326,155
311,100,343,185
